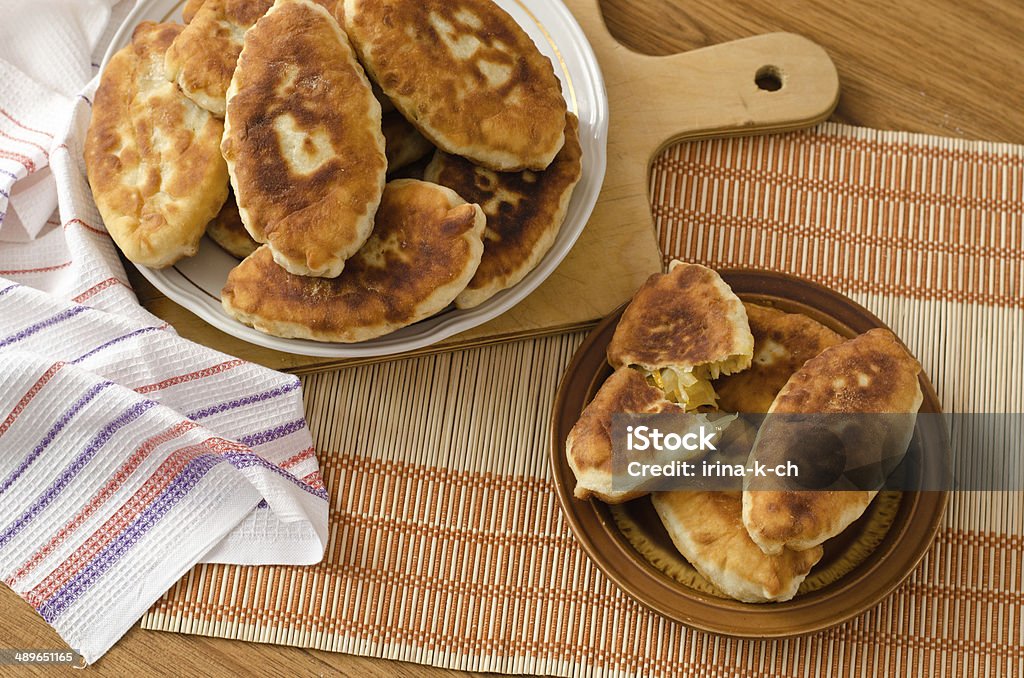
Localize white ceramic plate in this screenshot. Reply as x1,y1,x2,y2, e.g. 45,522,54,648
102,0,608,358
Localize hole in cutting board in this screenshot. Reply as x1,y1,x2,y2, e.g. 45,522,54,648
755,65,783,91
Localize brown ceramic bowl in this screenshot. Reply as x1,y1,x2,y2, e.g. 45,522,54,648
550,268,948,637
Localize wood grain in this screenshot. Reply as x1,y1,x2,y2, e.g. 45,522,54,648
600,0,1024,142
6,0,1022,675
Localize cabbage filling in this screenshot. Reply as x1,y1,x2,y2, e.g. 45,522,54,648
644,353,751,411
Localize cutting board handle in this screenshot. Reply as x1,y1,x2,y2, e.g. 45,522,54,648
625,32,840,151
563,0,839,159
533,0,840,321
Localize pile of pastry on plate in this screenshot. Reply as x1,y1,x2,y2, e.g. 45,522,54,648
84,0,581,342
566,261,924,603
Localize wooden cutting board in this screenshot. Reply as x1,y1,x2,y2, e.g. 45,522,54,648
129,0,839,373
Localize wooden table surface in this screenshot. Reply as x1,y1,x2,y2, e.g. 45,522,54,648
4,1,1023,675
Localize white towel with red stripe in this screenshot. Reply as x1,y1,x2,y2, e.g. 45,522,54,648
0,0,329,664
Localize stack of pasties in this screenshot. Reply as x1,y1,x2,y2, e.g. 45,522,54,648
565,261,925,603
85,0,582,343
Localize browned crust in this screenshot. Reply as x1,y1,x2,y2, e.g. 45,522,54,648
768,329,923,415
424,113,582,309
84,21,228,269
222,0,386,278
165,0,274,116
607,263,752,372
221,180,485,343
715,303,845,414
168,0,340,115
653,491,823,602
206,191,258,259
566,367,681,502
743,488,876,554
743,329,924,553
340,0,567,171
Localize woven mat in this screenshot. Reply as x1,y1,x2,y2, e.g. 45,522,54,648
140,122,1024,677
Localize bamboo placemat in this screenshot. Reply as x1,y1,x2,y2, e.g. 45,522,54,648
141,122,1024,677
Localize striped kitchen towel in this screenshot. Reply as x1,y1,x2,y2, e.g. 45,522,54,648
0,0,328,663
